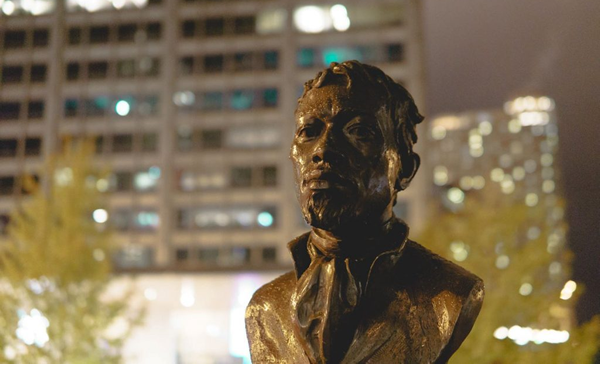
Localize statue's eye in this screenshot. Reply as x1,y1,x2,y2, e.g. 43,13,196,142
347,124,375,140
298,125,320,140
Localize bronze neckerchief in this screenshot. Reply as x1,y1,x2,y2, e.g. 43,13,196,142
292,218,408,364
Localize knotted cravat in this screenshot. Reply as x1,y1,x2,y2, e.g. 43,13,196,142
291,219,407,364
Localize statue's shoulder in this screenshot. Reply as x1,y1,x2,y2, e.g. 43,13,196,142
400,239,483,298
247,271,297,311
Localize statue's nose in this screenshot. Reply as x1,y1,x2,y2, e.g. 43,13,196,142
311,132,341,165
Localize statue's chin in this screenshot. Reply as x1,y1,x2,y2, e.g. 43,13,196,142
302,193,359,233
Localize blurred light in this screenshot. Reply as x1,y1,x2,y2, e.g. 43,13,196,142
93,248,105,261
257,212,274,227
512,166,526,181
491,168,504,182
525,193,539,207
294,6,330,33
115,100,131,116
479,120,493,135
256,8,286,34
447,188,465,204
549,262,562,276
501,180,515,194
96,178,109,192
519,283,533,296
180,279,195,307
494,327,509,340
469,146,484,157
330,4,350,31
472,176,485,190
144,288,157,301
459,176,473,190
538,96,555,111
148,166,161,179
496,255,510,269
173,91,195,106
433,166,448,186
560,280,577,300
527,226,541,240
541,153,554,167
519,111,549,126
499,154,513,168
508,119,522,133
2,1,16,15
450,241,468,262
431,115,467,130
93,208,109,223
16,309,49,347
3,346,16,360
497,325,569,345
54,167,73,186
524,159,537,173
431,126,446,140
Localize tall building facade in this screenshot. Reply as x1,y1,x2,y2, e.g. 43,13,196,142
0,0,426,272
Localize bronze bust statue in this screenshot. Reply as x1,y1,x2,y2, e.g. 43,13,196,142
245,61,484,364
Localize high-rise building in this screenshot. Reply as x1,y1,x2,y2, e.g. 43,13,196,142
427,95,560,214
0,0,426,273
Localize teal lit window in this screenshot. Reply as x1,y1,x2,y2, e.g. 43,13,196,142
230,90,254,110
322,47,365,66
262,88,278,108
297,48,315,68
263,51,279,70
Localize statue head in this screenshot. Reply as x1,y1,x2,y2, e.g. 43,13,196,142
290,60,423,235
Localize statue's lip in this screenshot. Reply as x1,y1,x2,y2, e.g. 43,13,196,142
305,171,348,189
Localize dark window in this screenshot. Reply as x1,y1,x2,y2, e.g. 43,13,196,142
85,97,109,117
177,128,193,151
32,29,49,47
88,61,109,79
112,134,133,153
24,138,42,156
30,64,47,83
182,20,196,38
231,167,252,187
117,24,137,42
0,177,15,196
146,22,162,40
66,62,80,81
175,248,189,262
140,58,160,77
0,102,21,120
203,55,223,73
262,88,278,108
234,52,253,72
142,133,158,152
0,139,18,157
114,246,154,269
89,26,110,44
68,27,82,45
117,60,135,78
198,247,219,263
112,172,133,191
262,247,277,263
27,101,45,119
140,95,159,116
201,129,222,149
223,247,250,265
387,43,404,62
179,57,194,75
202,92,223,110
234,16,255,35
95,136,105,154
263,51,278,70
148,0,162,5
64,99,79,117
1,66,23,83
4,31,26,49
0,215,9,235
263,166,277,186
205,18,224,36
297,48,315,68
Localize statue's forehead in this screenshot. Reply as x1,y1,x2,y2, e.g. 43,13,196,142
296,84,382,119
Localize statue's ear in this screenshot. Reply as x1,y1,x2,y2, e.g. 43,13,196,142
397,152,420,191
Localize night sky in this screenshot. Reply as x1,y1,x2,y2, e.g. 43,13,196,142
423,0,600,321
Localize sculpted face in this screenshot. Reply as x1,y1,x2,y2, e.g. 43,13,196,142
290,83,402,234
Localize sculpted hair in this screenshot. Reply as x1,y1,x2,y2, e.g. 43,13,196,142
298,60,424,158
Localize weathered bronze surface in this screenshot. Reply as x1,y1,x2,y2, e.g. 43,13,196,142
245,61,484,364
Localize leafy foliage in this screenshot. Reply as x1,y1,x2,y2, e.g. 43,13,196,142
417,188,600,363
0,141,144,363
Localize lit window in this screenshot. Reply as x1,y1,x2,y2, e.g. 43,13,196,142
230,90,254,110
